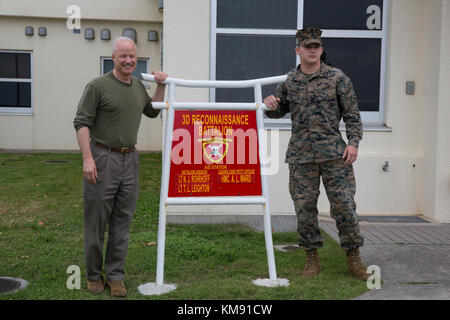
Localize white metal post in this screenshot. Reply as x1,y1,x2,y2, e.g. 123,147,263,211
254,84,277,281
156,82,176,286
138,82,178,295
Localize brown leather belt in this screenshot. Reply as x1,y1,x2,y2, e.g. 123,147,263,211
93,141,135,154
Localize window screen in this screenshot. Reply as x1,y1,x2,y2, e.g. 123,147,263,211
0,52,31,79
0,82,31,108
217,0,298,30
303,0,384,30
216,34,296,102
0,51,32,111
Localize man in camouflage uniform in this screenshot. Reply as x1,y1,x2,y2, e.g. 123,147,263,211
264,27,370,281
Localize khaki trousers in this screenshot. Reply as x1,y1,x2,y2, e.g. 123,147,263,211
83,142,139,281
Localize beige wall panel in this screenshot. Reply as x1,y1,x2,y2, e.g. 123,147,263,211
162,0,210,102
0,116,33,149
433,0,450,222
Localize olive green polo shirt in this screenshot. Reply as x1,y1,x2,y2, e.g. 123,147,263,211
73,71,159,149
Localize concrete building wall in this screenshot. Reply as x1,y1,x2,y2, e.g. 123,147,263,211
423,0,450,222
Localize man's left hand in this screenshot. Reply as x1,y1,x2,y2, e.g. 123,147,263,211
151,71,168,84
343,145,358,166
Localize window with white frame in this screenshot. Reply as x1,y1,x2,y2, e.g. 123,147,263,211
0,51,32,114
101,57,149,84
211,0,388,126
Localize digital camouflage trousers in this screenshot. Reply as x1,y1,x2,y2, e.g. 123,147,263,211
289,158,364,251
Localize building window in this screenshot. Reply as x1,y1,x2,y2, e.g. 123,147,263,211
211,0,389,126
101,57,150,85
0,51,32,114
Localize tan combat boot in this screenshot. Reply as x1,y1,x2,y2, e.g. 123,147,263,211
87,277,104,295
106,280,127,297
301,249,321,277
346,248,370,281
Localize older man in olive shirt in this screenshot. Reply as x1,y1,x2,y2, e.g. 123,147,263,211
73,37,167,297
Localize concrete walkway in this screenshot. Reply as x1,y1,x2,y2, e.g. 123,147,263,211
320,217,450,300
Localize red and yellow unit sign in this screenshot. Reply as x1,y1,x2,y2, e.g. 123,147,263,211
168,110,262,197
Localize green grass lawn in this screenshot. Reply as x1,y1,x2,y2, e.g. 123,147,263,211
0,153,369,300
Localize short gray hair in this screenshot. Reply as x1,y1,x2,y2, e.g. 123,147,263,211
112,37,136,53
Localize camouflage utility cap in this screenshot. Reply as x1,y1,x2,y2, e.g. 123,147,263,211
296,27,322,47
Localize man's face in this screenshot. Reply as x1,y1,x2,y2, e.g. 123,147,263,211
112,40,137,76
296,43,323,65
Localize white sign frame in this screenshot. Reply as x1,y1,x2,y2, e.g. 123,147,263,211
138,73,289,295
